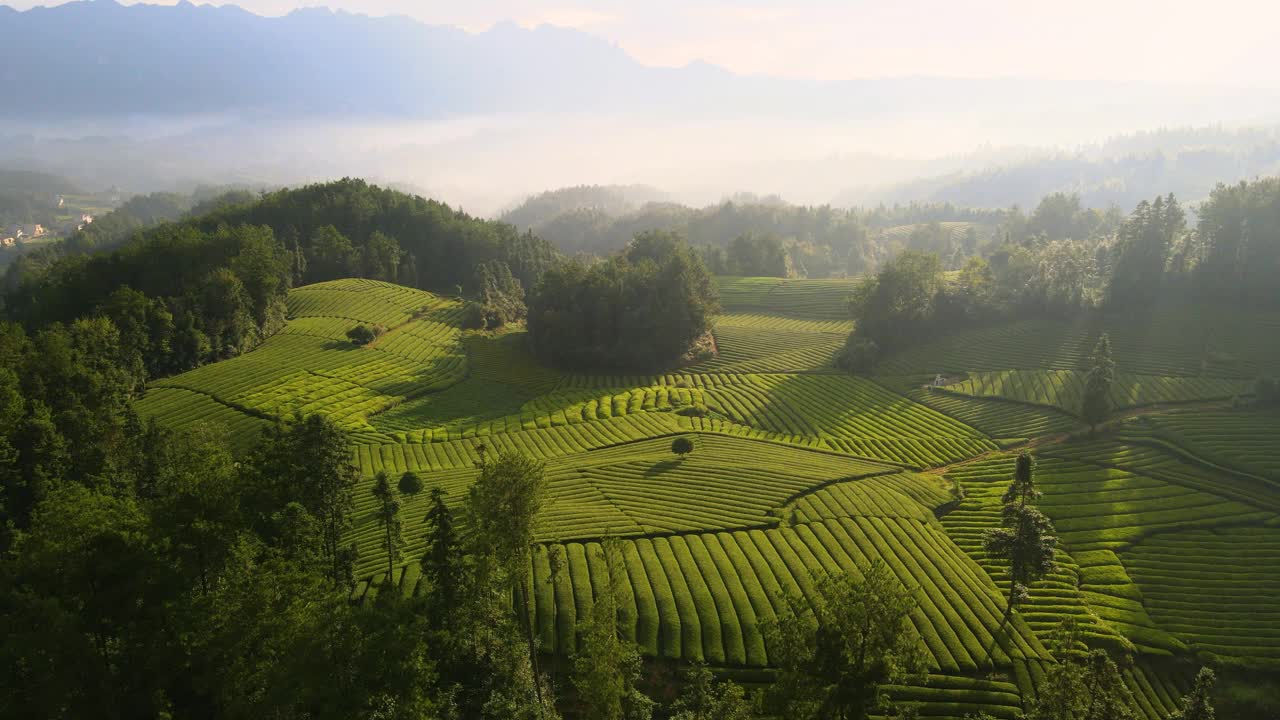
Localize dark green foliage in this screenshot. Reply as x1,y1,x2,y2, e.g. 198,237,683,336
247,414,360,588
0,318,144,546
1108,194,1184,306
840,251,942,370
1170,667,1216,720
466,451,548,570
62,191,195,254
763,560,927,720
0,412,444,719
668,663,754,720
4,179,561,382
1002,451,1040,505
7,223,291,375
527,231,719,370
470,260,527,329
1082,333,1115,428
1195,178,1280,305
571,540,655,720
398,470,423,496
1027,620,1137,720
361,230,402,282
983,451,1057,610
346,324,377,346
727,233,792,277
371,471,402,581
422,487,462,617
836,335,880,373
307,224,360,281
463,450,560,717
198,178,560,291
671,436,695,457
97,286,176,381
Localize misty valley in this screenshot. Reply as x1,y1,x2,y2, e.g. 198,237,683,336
1,2,1278,720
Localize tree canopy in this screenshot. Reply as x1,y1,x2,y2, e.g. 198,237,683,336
527,231,719,370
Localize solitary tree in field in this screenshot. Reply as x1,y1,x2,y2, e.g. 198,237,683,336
1169,667,1217,720
984,452,1057,614
371,471,402,583
1081,333,1115,430
346,324,376,346
398,470,423,496
763,560,927,720
671,436,695,459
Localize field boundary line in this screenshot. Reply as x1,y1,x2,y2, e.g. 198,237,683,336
143,383,277,423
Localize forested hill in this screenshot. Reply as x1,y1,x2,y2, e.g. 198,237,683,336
861,126,1280,211
3,179,559,381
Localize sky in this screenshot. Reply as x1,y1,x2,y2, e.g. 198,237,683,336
6,0,1279,87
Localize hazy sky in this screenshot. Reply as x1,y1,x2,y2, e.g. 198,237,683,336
8,0,1279,86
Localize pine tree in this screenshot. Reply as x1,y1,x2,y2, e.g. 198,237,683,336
422,486,461,615
371,471,402,583
984,451,1057,613
1082,333,1115,431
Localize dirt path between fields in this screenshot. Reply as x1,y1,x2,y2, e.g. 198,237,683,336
921,398,1239,477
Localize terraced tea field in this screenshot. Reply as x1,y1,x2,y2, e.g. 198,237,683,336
940,369,1250,416
141,276,1280,718
716,276,860,319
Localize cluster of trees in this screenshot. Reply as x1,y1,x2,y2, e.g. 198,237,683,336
700,233,793,277
527,231,719,370
1192,178,1280,304
464,260,527,330
7,224,293,378
841,179,1280,372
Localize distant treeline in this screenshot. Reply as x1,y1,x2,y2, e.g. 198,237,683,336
841,177,1280,369
501,185,1133,278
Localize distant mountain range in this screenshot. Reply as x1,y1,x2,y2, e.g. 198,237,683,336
3,1,1280,212
4,0,1280,126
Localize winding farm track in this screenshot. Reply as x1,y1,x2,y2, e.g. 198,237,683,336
920,397,1240,478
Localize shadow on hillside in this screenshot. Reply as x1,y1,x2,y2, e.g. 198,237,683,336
644,459,681,477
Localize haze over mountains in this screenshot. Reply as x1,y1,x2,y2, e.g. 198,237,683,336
3,0,1280,212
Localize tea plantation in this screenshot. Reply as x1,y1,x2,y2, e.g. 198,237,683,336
138,276,1280,719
